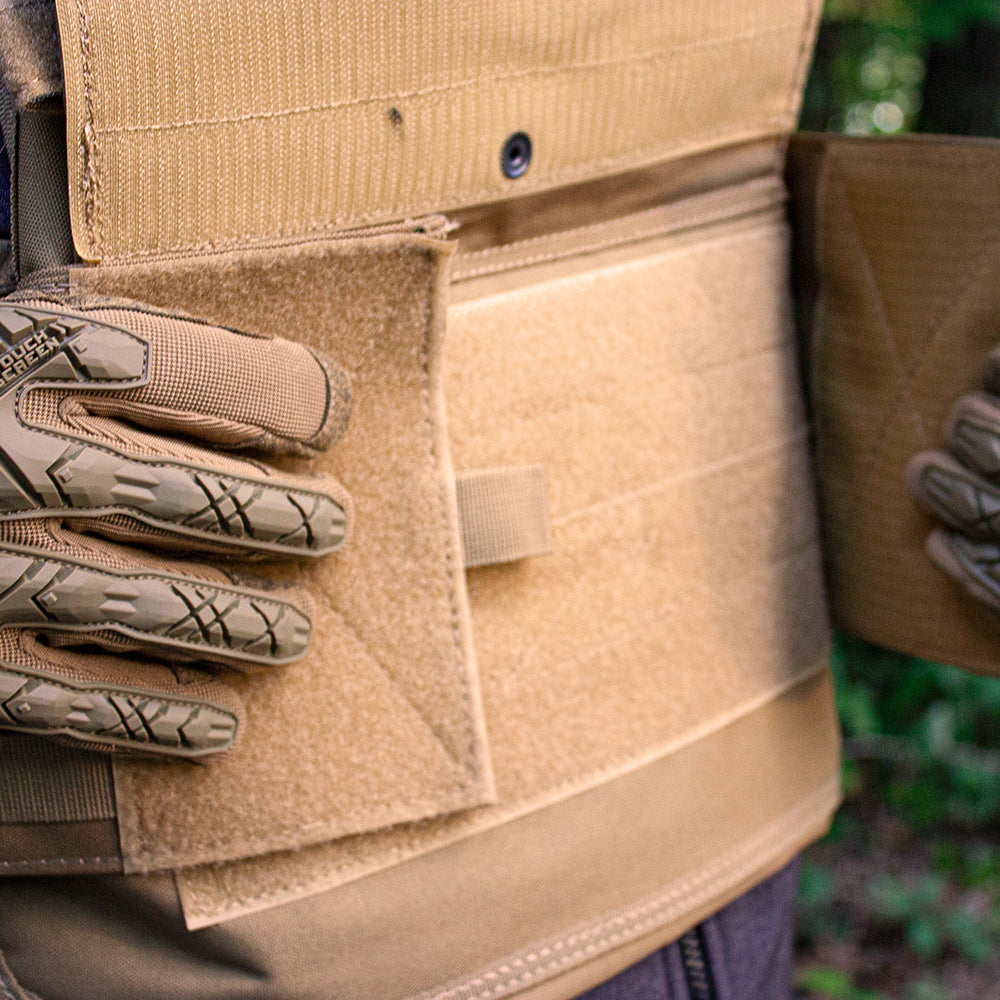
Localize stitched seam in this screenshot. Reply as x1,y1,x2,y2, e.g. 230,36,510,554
0,855,118,868
133,789,479,869
455,178,780,260
417,251,479,783
454,204,783,282
553,426,808,530
454,205,776,282
458,204,684,266
835,176,928,475
180,831,440,916
525,429,811,683
291,254,472,769
410,780,840,1000
127,248,483,869
183,662,833,917
319,604,465,772
93,23,804,137
73,0,101,257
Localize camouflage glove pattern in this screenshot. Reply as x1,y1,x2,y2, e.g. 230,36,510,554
908,349,1000,620
0,300,351,758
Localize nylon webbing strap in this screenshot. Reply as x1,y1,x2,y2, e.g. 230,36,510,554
0,733,114,823
456,465,552,569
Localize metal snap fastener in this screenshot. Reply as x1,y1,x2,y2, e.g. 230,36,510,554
501,132,532,179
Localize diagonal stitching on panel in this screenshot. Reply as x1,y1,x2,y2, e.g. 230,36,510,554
830,171,1000,561
313,594,464,773
835,176,927,472
831,178,937,552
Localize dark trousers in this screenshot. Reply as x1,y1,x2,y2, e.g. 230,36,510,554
577,860,799,1000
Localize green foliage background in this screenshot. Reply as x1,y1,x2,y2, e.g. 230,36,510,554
796,4,1000,998
802,0,1000,137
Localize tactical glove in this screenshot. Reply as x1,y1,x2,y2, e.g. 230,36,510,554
908,348,1000,620
0,299,351,758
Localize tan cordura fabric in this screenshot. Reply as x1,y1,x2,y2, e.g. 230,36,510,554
53,0,820,261
0,2,843,998
0,672,838,1000
789,133,1000,675
0,194,840,993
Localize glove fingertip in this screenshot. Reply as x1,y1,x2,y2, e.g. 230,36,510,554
905,450,936,507
306,349,353,452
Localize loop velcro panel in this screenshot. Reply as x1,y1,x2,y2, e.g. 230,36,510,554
68,232,496,873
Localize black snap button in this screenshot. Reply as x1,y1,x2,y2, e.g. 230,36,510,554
501,132,532,179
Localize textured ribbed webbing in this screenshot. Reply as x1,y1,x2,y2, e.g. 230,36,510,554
53,0,818,261
456,466,552,569
0,735,113,823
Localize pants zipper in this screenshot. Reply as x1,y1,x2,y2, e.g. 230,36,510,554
678,927,717,1000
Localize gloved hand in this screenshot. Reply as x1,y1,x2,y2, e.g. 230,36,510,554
907,348,1000,618
0,298,351,758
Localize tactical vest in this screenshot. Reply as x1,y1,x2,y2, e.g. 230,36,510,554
0,2,995,998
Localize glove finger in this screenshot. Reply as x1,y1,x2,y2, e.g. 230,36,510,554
943,391,1000,480
981,346,1000,399
906,451,1000,542
0,304,351,555
0,547,312,668
7,301,351,455
0,628,243,758
6,426,350,556
926,530,1000,618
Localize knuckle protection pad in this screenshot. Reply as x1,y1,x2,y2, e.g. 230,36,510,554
0,551,311,663
914,366,1000,609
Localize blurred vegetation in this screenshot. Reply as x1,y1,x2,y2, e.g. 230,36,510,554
800,0,1000,137
795,3,1000,998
